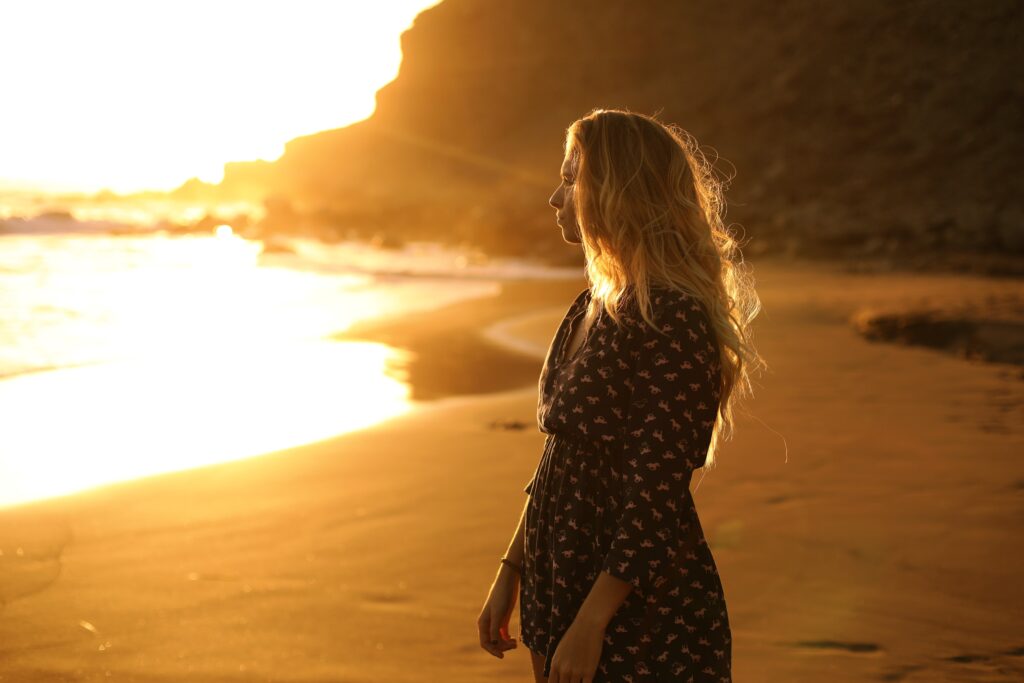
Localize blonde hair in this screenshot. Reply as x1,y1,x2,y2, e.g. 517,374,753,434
565,107,765,469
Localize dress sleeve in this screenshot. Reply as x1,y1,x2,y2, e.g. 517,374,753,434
599,292,721,594
524,475,535,495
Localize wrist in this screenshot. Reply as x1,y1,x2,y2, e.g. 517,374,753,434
574,605,611,632
499,556,523,576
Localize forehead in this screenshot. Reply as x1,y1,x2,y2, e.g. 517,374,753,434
560,152,577,174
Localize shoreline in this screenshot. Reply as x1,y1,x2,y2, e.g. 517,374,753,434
331,277,585,402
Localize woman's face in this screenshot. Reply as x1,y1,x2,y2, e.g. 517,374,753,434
548,152,580,244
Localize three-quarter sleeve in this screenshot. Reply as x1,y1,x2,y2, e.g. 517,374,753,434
600,291,721,595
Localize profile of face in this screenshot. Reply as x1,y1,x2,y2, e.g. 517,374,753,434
548,151,580,244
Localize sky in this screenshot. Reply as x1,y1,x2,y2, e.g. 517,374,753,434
0,0,441,195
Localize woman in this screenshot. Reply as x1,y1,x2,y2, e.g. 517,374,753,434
478,108,763,682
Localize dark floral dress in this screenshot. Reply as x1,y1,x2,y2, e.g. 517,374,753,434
519,285,732,682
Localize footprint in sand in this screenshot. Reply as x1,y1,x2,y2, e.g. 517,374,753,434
944,652,991,663
878,664,929,681
0,513,72,608
792,639,882,654
488,419,529,431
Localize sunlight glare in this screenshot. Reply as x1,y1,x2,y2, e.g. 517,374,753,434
0,0,441,194
0,341,411,508
0,232,432,507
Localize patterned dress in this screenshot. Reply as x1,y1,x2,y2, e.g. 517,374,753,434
519,285,732,682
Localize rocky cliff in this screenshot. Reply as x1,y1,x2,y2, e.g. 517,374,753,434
199,0,1022,268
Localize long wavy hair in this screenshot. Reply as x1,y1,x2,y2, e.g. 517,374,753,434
565,107,765,469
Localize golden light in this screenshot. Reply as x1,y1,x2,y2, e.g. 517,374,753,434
0,1,458,507
0,340,412,508
0,233,428,508
0,0,441,194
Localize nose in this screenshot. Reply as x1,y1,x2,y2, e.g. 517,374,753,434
549,187,561,210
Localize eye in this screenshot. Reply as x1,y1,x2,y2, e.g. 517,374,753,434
562,176,574,185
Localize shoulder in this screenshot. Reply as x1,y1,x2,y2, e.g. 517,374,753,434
623,286,712,335
558,287,590,321
621,289,717,368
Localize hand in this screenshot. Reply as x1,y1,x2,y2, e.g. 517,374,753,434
548,616,605,683
477,563,520,659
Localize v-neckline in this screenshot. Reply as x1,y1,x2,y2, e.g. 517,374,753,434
557,288,597,367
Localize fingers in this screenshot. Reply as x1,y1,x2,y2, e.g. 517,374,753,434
490,619,501,645
479,608,521,660
499,624,518,650
477,614,503,658
490,619,516,658
478,617,519,658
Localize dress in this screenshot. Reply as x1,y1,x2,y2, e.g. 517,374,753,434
519,285,732,682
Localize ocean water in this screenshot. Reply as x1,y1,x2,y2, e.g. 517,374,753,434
0,225,577,508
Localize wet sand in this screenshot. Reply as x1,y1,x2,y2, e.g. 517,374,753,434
1,258,1022,682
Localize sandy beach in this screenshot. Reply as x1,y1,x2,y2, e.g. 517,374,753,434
1,257,1022,682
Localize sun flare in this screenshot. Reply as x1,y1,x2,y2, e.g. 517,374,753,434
0,0,440,195
0,232,428,508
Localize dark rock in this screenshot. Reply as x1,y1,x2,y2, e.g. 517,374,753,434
208,0,1022,267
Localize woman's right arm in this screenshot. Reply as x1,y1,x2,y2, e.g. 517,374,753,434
479,495,530,659
500,495,529,574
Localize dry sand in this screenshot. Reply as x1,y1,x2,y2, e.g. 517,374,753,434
1,258,1022,682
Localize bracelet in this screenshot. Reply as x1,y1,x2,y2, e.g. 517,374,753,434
500,557,522,574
